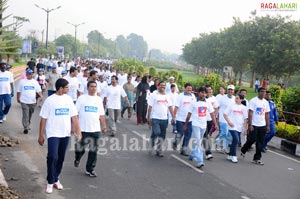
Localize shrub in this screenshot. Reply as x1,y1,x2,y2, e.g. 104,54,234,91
268,85,283,111
281,86,300,114
276,122,300,142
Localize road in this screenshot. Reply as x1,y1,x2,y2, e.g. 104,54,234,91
0,77,299,199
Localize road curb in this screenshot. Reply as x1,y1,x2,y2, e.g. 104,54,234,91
268,136,300,157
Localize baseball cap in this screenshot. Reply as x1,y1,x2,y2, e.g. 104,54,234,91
227,84,235,90
61,70,67,74
52,65,57,69
26,69,34,75
169,76,175,80
38,68,44,72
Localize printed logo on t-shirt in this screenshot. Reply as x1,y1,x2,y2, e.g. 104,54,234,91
198,106,207,117
0,77,9,82
233,109,243,115
157,99,168,104
24,86,35,90
55,108,70,116
183,101,190,105
255,107,265,115
84,106,98,113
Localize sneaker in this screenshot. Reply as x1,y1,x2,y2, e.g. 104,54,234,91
261,148,266,153
110,133,115,137
46,184,53,194
156,151,164,157
231,156,238,163
23,129,28,134
227,155,232,161
195,162,205,169
206,154,213,160
180,150,189,156
74,160,80,167
253,159,264,165
0,120,3,123
216,145,222,152
172,142,177,151
2,115,6,121
85,170,98,177
240,152,245,158
53,180,63,190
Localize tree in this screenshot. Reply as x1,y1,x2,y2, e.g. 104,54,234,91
126,33,148,60
116,35,128,58
55,34,75,58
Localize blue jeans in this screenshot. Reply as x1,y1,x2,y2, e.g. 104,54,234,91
216,122,232,149
150,119,168,152
0,94,11,120
173,121,192,152
189,125,206,164
47,137,70,184
263,123,276,149
229,130,240,156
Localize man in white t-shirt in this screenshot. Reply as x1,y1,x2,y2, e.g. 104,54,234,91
0,62,14,123
241,87,270,165
184,86,218,169
165,76,179,94
74,80,106,177
38,78,81,194
147,81,175,157
216,84,236,152
103,75,129,137
65,67,80,103
172,83,196,156
17,69,43,134
79,70,101,96
117,70,127,87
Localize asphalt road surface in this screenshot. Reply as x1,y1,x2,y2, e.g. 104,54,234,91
0,82,299,199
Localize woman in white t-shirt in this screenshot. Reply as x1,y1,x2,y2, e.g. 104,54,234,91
223,93,248,163
35,68,47,106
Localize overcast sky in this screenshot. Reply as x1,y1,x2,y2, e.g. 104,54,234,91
6,0,300,54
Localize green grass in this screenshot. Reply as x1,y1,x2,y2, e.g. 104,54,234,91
10,62,26,67
155,67,200,81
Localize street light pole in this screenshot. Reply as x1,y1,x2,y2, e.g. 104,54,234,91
34,4,61,49
67,22,85,58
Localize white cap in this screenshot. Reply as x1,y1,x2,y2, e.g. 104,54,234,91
169,76,175,80
227,84,235,90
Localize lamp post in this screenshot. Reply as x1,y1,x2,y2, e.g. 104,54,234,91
34,4,61,49
67,22,85,58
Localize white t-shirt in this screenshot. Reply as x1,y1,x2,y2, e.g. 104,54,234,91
66,76,80,101
35,74,46,88
218,95,235,123
224,103,248,132
0,71,13,94
40,94,77,138
76,94,105,132
17,78,41,104
118,74,128,86
189,100,214,128
104,85,127,109
249,97,270,127
215,94,225,104
56,66,64,75
98,81,108,96
206,96,219,121
148,91,172,120
175,92,196,122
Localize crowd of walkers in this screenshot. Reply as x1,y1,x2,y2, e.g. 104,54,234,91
0,57,279,194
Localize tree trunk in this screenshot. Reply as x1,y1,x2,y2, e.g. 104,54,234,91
238,70,243,86
250,70,255,88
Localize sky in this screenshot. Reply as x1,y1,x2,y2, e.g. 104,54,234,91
6,0,300,54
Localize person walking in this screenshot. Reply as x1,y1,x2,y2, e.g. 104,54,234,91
65,67,80,103
38,78,81,194
184,87,218,169
121,75,135,119
172,83,196,156
0,62,14,123
103,75,129,137
147,81,175,157
223,93,248,163
136,76,149,124
262,91,279,152
74,80,107,177
46,66,61,96
241,87,270,165
17,69,43,134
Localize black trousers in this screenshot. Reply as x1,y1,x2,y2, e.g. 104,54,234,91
241,126,267,160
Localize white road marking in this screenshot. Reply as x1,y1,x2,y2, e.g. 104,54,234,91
131,130,149,142
171,154,204,174
241,196,251,199
268,149,300,164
